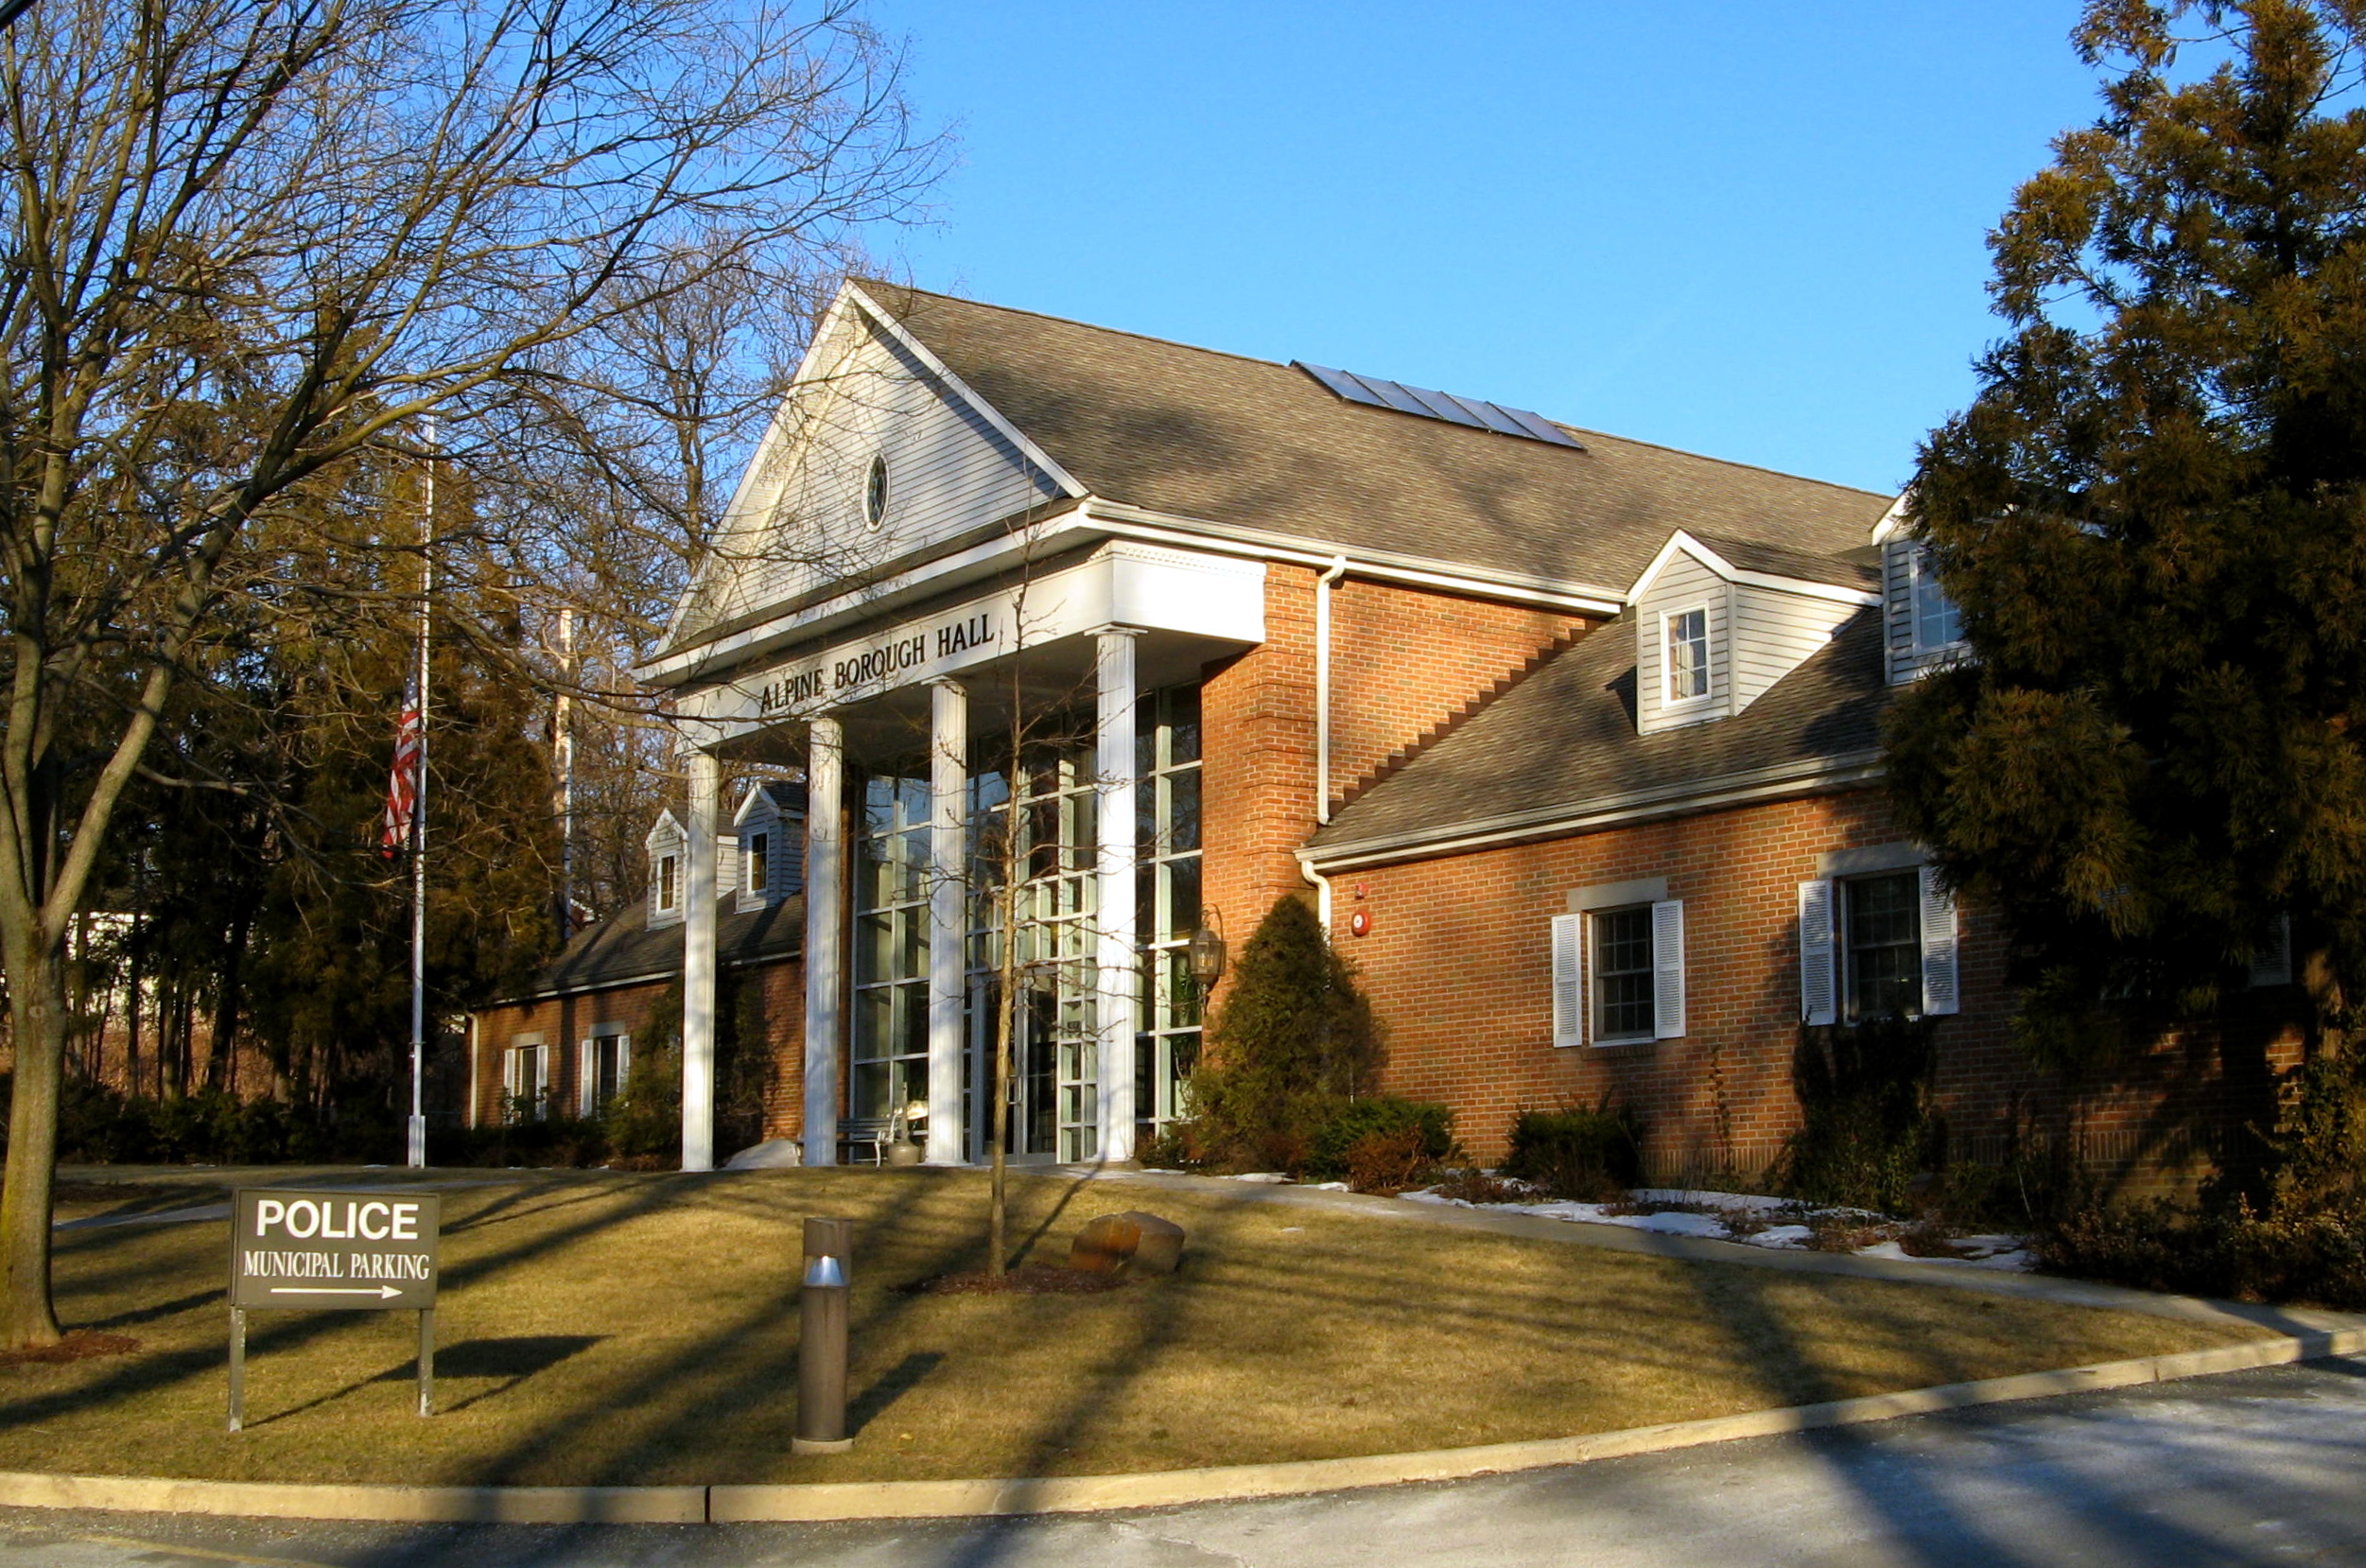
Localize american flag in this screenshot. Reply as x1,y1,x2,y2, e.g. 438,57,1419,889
381,690,423,857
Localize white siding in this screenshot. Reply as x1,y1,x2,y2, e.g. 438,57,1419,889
1635,552,1731,735
1731,582,1862,709
690,312,1063,634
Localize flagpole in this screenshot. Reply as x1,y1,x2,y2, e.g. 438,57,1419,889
408,414,436,1170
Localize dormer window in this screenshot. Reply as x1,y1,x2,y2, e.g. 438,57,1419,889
746,830,769,894
657,852,679,913
1910,549,1963,652
1663,607,1711,704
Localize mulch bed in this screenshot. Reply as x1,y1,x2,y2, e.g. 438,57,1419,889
896,1264,1129,1296
0,1330,139,1368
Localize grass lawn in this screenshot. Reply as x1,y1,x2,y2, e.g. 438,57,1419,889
10,1167,2268,1488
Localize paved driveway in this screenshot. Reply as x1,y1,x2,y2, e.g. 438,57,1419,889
3,1357,2362,1568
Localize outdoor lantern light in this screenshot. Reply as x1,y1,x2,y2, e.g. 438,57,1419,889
1188,910,1226,986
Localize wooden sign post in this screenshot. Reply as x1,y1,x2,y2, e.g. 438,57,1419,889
226,1188,443,1432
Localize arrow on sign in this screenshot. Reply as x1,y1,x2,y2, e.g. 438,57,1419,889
269,1285,404,1298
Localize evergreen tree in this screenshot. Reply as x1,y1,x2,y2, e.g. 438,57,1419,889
1889,0,2366,1075
1183,895,1379,1170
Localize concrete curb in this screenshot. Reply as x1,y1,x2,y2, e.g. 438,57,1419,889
4,1327,2358,1526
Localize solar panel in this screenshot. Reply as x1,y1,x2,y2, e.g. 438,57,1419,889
1293,362,1584,449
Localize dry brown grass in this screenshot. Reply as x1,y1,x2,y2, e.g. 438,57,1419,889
9,1167,2267,1487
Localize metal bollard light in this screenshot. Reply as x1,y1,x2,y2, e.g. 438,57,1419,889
792,1215,855,1455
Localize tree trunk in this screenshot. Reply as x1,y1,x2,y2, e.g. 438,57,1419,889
0,940,67,1346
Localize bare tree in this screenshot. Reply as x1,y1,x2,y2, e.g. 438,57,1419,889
0,0,942,1348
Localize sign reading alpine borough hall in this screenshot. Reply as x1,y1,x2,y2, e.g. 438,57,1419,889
230,1189,441,1311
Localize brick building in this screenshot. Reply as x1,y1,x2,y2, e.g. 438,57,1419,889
465,281,2294,1183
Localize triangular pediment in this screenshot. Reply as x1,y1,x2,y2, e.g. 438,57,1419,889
663,284,1078,653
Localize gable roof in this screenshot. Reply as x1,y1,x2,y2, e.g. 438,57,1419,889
732,779,808,828
1305,608,1892,867
853,283,1894,596
503,892,804,1003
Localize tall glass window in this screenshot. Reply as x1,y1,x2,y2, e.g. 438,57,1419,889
1136,685,1204,1142
852,769,931,1130
966,722,1101,1161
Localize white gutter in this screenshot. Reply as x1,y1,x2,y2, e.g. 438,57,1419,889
1315,555,1348,825
1304,555,1348,933
1300,754,1888,874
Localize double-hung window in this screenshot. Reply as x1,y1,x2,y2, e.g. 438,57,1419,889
745,830,770,895
1664,607,1711,704
656,852,680,914
579,1032,631,1117
1910,549,1964,653
1799,862,1958,1025
1552,891,1685,1048
506,1040,548,1122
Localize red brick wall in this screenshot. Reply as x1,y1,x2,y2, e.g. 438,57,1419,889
1199,566,1596,1007
470,956,807,1150
1326,578,1592,809
1331,784,2305,1193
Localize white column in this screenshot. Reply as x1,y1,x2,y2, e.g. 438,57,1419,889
681,748,720,1172
1095,628,1140,1162
926,679,969,1164
802,715,845,1166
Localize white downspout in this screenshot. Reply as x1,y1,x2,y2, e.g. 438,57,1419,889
1306,556,1348,931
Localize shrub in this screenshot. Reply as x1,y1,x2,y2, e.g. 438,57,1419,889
1504,1101,1641,1200
1304,1096,1453,1181
2043,1197,2366,1309
1771,1017,1942,1213
1344,1127,1435,1194
1178,895,1381,1172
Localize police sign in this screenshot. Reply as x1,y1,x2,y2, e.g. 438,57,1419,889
230,1189,441,1311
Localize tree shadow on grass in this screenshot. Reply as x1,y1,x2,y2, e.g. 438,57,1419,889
850,1350,947,1435
379,1335,603,1416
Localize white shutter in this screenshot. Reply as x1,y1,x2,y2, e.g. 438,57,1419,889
1652,898,1686,1038
1551,913,1586,1049
616,1035,632,1085
1799,880,1837,1026
2250,914,2293,988
579,1039,597,1117
1920,864,1960,1016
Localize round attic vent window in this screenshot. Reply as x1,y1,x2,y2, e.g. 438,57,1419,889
864,454,890,530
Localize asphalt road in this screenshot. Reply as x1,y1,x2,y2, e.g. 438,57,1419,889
3,1358,2363,1568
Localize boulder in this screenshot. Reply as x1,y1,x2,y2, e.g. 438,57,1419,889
722,1139,803,1171
1069,1211,1186,1276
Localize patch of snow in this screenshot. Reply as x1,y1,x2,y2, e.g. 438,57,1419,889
722,1139,803,1171
1227,1172,1292,1184
1747,1225,1816,1249
1629,1189,1793,1215
1304,1181,1350,1192
1854,1240,1914,1261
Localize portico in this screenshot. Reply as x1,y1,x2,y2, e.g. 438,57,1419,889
668,542,1263,1167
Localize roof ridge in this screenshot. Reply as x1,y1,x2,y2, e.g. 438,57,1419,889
1550,424,1899,504
858,279,1899,505
851,278,1296,375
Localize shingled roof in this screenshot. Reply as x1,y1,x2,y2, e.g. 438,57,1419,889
859,283,1893,594
1305,608,1892,865
508,893,804,1002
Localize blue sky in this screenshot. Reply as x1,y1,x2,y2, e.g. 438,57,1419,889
861,2,2103,497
